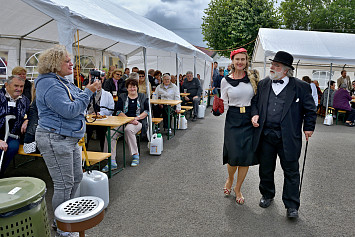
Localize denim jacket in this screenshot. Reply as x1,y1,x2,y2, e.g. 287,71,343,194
35,73,93,138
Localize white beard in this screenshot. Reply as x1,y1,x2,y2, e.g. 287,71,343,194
269,70,284,80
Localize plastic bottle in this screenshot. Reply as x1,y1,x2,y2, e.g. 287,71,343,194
150,133,162,155
157,133,163,151
80,170,109,209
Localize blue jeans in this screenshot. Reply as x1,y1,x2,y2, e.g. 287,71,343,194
0,137,20,177
35,127,82,211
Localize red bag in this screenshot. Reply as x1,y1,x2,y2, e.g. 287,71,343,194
212,95,224,116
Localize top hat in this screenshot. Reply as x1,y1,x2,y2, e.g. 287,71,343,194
270,51,294,70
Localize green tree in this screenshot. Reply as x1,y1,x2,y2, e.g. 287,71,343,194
279,0,355,33
201,0,279,57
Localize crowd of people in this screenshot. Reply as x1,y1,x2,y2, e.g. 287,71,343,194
0,44,205,237
1,43,354,236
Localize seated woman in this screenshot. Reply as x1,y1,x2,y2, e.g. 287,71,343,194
86,76,114,151
333,83,355,126
103,78,149,171
103,69,127,95
138,70,152,96
154,74,181,134
151,70,162,91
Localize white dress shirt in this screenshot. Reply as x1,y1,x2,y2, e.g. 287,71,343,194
272,76,289,95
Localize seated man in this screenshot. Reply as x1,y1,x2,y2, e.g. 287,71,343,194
0,75,30,177
182,71,202,121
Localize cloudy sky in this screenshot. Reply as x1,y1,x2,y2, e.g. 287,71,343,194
112,0,282,48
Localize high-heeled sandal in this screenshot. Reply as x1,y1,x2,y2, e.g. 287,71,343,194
234,189,245,205
223,187,231,196
223,178,232,196
236,196,245,205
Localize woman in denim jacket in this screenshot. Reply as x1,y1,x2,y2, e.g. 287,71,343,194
34,45,99,237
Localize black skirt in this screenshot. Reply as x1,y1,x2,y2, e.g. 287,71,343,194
223,106,258,166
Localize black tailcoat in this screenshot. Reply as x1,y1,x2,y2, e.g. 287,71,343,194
251,77,317,161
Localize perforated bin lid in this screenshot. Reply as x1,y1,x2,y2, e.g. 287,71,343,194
0,177,46,214
55,196,104,223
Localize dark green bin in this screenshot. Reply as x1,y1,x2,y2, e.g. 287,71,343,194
0,177,50,237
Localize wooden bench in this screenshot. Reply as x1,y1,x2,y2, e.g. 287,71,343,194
17,145,111,166
181,106,193,118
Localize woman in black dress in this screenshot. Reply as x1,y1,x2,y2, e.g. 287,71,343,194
220,48,259,204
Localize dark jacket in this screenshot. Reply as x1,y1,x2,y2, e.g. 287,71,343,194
23,100,38,143
182,77,202,99
251,77,317,161
23,79,32,101
0,87,30,138
103,78,127,95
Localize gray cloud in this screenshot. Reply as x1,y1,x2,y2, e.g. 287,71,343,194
144,2,207,46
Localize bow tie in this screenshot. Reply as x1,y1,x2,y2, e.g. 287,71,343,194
272,79,284,84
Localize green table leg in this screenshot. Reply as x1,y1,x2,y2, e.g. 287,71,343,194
106,127,112,178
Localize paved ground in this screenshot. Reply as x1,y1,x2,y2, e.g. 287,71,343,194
5,110,355,237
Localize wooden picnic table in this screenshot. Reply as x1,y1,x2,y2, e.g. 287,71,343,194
150,99,182,140
86,115,134,178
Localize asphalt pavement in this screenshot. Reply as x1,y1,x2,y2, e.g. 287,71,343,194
5,109,355,237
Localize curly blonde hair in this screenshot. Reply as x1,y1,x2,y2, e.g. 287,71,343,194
37,45,69,74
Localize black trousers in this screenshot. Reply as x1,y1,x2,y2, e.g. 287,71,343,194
259,131,300,209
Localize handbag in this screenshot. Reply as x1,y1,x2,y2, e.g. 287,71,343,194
211,95,224,116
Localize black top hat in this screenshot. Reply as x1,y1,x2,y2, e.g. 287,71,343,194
270,51,294,70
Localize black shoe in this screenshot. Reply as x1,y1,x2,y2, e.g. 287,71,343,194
259,196,273,208
286,208,299,219
192,116,197,121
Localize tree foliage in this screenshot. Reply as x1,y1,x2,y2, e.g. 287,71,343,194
279,0,355,33
201,0,279,57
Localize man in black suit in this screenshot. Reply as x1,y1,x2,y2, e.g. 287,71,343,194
251,51,317,219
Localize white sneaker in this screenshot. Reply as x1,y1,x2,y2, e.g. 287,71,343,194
56,229,79,237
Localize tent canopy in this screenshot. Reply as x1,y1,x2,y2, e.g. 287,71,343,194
252,28,355,67
0,0,212,79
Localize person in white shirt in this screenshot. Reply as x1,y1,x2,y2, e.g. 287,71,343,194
86,76,114,151
302,76,318,106
220,48,259,205
154,74,181,134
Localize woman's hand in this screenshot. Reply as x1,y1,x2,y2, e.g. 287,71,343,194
0,140,8,151
251,115,259,127
130,119,139,125
86,79,100,92
21,120,28,133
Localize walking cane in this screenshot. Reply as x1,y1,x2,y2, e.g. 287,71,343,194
299,140,309,196
0,115,18,173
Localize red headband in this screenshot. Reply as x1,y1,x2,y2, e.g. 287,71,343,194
230,48,247,59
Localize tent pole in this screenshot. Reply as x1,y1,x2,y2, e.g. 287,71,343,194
194,56,197,77
176,53,180,93
295,60,300,78
18,38,22,66
263,56,266,78
143,47,152,141
325,63,333,117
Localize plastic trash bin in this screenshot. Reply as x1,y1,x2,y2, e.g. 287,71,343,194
0,177,50,237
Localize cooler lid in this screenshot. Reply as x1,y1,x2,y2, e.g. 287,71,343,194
0,177,46,214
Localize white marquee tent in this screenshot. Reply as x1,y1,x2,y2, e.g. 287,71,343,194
0,0,212,85
252,28,355,89
0,0,213,139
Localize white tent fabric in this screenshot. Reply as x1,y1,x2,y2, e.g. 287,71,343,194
253,28,355,66
0,0,212,86
252,28,355,91
0,0,213,140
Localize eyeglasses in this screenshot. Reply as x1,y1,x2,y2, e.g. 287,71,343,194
139,75,145,78
116,74,121,76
